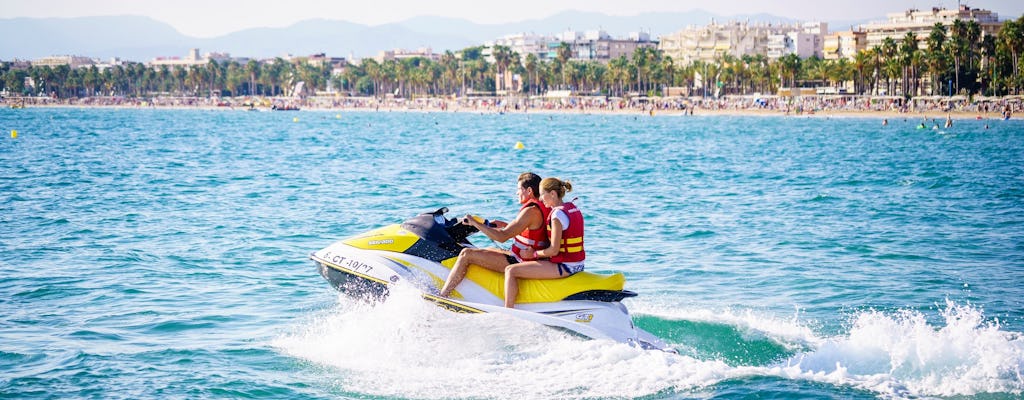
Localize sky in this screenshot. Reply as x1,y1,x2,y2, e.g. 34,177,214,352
2,0,1022,38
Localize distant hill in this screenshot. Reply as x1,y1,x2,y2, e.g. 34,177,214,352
0,11,874,62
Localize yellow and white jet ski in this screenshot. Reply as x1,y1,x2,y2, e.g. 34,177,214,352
311,207,671,351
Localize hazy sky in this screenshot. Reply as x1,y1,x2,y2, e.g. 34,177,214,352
2,0,1022,37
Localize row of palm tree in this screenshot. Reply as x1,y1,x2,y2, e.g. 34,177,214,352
3,16,1023,99
0,57,329,99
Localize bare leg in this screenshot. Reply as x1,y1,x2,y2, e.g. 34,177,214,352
439,247,510,297
503,260,562,308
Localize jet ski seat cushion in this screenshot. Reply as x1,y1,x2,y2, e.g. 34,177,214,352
463,265,627,303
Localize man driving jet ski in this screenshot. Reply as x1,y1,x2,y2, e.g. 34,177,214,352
439,172,550,300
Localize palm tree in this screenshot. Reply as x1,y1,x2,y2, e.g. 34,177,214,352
492,45,513,91
361,58,382,98
830,58,854,92
999,18,1023,93
948,19,968,94
555,42,573,89
439,51,458,95
852,49,871,94
82,66,99,97
244,60,259,96
660,56,676,93
524,53,539,95
966,20,983,92
980,33,998,95
878,37,898,95
778,53,801,88
172,66,186,95
606,56,629,96
900,31,919,97
926,22,948,95
747,54,770,93
206,60,222,96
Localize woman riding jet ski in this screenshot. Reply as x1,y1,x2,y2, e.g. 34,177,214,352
310,207,672,351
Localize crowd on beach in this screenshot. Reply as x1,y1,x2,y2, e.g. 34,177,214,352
3,93,1019,118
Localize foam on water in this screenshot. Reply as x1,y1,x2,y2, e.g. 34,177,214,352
277,290,1024,399
777,300,1024,397
274,286,740,398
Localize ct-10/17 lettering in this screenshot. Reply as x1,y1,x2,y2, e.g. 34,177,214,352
320,252,373,274
324,252,347,265
345,259,373,273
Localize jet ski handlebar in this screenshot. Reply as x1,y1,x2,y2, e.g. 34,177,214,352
403,207,478,247
405,208,501,251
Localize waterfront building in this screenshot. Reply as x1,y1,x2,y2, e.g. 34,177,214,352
486,30,656,64
547,30,657,63
301,53,348,69
149,48,232,68
861,4,1002,50
606,32,658,60
31,55,95,69
3,59,32,70
659,21,822,64
375,48,439,62
823,29,867,60
485,33,552,61
766,22,827,59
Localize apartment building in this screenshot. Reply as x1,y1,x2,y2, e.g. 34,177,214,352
375,48,439,63
486,30,656,64
486,33,551,61
861,4,1002,50
823,30,867,60
659,21,823,64
149,48,232,68
766,22,828,59
32,55,95,69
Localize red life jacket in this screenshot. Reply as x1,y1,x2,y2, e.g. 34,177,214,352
549,202,585,263
511,199,550,261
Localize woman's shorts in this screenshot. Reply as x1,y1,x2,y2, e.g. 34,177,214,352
557,263,585,276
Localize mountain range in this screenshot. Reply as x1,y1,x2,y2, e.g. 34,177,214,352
0,11,874,62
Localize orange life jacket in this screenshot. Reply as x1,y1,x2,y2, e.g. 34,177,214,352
549,202,585,263
511,199,550,261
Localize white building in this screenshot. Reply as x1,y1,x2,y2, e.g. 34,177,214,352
661,21,827,63
486,33,553,61
31,55,95,69
823,30,867,60
485,30,655,64
375,48,439,62
861,4,1001,50
767,23,828,59
546,30,657,62
149,48,232,68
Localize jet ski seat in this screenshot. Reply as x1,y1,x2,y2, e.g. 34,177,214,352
461,265,633,303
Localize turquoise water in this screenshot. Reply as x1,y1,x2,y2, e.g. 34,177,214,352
1,108,1022,399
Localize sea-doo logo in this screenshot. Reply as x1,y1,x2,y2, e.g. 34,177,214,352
574,313,594,323
367,239,394,246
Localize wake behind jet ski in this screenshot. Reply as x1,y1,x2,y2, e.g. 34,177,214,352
310,207,672,351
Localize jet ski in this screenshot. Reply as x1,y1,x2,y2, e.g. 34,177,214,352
310,207,672,351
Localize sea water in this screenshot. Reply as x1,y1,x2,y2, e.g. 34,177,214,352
1,108,1022,399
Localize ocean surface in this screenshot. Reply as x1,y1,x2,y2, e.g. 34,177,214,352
1,107,1022,399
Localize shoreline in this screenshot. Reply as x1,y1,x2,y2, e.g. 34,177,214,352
3,98,1016,121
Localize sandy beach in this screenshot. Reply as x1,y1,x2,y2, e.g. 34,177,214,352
3,95,1018,121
